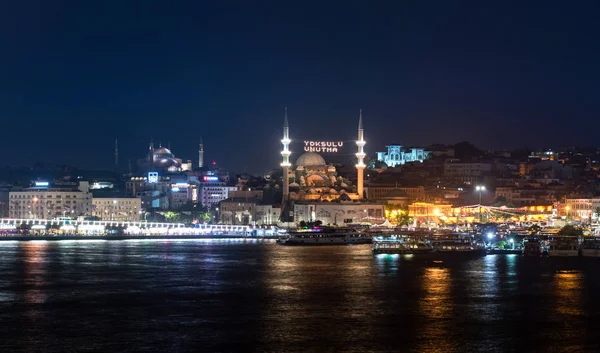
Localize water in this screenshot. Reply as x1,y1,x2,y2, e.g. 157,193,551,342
0,239,599,352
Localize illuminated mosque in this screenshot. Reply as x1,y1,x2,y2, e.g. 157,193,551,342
281,109,366,202
137,140,185,173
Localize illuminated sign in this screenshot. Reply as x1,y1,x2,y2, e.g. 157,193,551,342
171,187,180,192
203,176,219,182
303,140,344,153
35,181,49,187
148,172,159,183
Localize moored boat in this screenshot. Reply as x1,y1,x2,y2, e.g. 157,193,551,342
278,226,370,245
428,233,486,256
372,235,433,255
581,238,600,257
523,239,542,256
547,237,579,256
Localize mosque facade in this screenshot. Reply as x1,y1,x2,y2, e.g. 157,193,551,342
280,109,367,204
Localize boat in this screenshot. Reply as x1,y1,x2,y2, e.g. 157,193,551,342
428,233,486,256
372,235,433,255
547,237,579,257
523,239,542,256
580,238,600,257
277,226,370,245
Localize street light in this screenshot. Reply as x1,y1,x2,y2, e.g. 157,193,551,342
475,185,486,223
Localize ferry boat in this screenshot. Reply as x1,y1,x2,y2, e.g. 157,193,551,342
372,234,433,255
580,238,600,257
523,239,542,256
277,227,370,246
547,237,579,257
428,233,486,256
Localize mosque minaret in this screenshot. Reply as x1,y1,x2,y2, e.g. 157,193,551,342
280,107,292,202
198,137,204,169
114,138,119,172
355,109,366,199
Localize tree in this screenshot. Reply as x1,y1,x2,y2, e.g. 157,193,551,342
386,205,412,226
558,225,582,237
498,239,507,250
529,224,541,235
163,211,180,223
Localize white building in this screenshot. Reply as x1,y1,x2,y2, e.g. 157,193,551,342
9,181,92,219
198,181,237,209
252,204,281,225
292,202,386,225
565,197,600,221
92,197,142,221
376,145,429,167
219,197,260,225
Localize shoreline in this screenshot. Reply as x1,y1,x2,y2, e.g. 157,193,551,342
0,234,280,241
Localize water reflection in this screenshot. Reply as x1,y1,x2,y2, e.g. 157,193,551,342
22,241,49,308
0,241,598,352
415,267,454,353
553,271,583,317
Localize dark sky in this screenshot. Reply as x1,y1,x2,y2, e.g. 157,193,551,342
1,1,599,174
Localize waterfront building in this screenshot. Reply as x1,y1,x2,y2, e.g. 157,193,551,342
92,197,142,221
9,181,92,219
376,145,429,167
219,197,261,224
292,202,385,225
251,204,281,225
198,178,237,209
408,202,453,226
565,197,600,221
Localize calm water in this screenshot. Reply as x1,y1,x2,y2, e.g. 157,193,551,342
0,239,599,352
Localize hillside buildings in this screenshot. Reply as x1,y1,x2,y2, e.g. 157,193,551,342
376,145,429,167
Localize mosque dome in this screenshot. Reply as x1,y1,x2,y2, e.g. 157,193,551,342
296,152,326,167
154,147,174,157
152,147,180,168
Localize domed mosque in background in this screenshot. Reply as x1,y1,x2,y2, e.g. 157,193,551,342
137,140,183,173
287,151,356,201
152,147,180,170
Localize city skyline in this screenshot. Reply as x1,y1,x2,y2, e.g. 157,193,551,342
1,2,600,173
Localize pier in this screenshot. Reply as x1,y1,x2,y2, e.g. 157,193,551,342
0,218,281,239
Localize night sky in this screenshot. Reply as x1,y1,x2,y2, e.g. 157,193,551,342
1,1,599,174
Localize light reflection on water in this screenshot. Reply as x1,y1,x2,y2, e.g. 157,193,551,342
0,241,598,352
553,271,584,317
22,241,49,306
415,267,454,353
